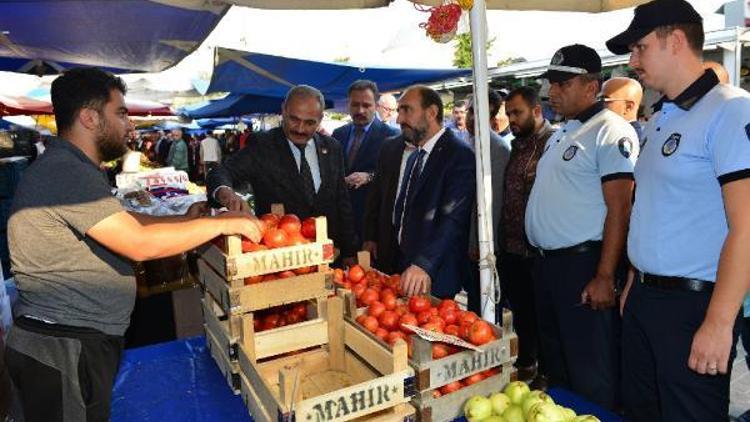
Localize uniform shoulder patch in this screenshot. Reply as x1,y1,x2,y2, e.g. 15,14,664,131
618,137,633,159
662,133,681,157
562,145,578,161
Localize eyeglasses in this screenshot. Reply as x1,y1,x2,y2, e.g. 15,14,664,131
601,97,633,104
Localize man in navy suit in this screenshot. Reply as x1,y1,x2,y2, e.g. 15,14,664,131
332,80,399,246
394,85,476,299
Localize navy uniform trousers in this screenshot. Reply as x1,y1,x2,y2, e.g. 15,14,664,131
533,244,621,410
622,279,741,422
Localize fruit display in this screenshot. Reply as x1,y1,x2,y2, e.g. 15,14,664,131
238,213,318,252
462,382,601,422
251,301,310,332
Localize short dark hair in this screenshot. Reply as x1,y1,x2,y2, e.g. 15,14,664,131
506,86,540,108
453,99,469,109
348,79,379,99
655,23,704,55
467,90,503,118
51,67,127,134
409,85,444,123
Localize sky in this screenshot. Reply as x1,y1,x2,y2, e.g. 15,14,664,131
0,0,729,97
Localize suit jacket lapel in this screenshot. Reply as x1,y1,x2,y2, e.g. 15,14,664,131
408,133,448,204
274,129,310,203
314,133,331,197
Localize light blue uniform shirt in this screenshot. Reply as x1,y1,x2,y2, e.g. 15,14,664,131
287,138,321,192
525,103,638,250
628,71,750,282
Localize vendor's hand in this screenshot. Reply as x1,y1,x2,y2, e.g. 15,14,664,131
688,319,734,376
580,273,616,310
341,256,357,267
216,187,250,213
215,211,264,243
362,241,378,260
401,265,431,297
345,172,371,189
185,201,209,219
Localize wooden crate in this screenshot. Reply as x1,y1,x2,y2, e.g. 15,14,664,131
412,363,517,422
341,292,518,393
198,257,332,315
198,216,335,281
203,291,329,363
205,322,241,395
239,296,417,422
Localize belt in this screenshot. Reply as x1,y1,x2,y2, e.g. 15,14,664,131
536,240,601,258
639,272,714,293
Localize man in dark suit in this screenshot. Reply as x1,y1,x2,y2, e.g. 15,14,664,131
369,85,475,298
206,85,357,262
332,80,399,246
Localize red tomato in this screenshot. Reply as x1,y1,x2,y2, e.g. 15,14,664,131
262,228,289,248
416,310,432,325
291,303,307,319
348,265,365,283
430,307,439,316
301,217,316,239
333,268,345,285
253,317,262,332
261,314,280,331
244,275,263,285
355,314,368,325
394,305,409,316
379,288,395,300
438,381,463,395
286,232,309,246
352,282,367,298
378,311,399,331
293,265,315,275
399,314,418,333
360,289,379,306
459,311,479,326
432,390,442,399
439,308,458,325
463,372,485,386
368,302,386,318
386,331,407,346
362,316,379,333
262,273,278,282
381,294,397,311
468,320,494,346
420,321,443,333
427,315,446,331
438,299,459,311
242,239,267,253
278,214,301,235
260,213,280,229
458,323,471,340
481,368,498,378
444,325,460,337
374,327,389,341
277,270,296,279
408,296,431,314
432,343,450,359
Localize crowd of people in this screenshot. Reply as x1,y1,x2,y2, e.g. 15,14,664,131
1,0,749,421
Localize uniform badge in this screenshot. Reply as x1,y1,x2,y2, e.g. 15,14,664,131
661,133,681,157
562,145,578,161
551,50,564,65
618,137,633,159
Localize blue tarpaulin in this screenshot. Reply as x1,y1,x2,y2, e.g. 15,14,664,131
184,93,335,119
112,336,622,422
0,1,228,75
206,47,471,100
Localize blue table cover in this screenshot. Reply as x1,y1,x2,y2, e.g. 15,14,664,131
112,336,621,422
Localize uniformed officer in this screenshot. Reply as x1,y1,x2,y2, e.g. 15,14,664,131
606,0,750,420
524,44,638,410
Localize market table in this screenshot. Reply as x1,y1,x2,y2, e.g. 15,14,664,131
111,336,623,422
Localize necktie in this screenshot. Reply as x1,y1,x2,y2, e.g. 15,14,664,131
347,126,364,169
394,148,426,242
295,143,315,203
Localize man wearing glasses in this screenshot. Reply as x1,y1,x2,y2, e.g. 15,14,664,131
602,77,644,143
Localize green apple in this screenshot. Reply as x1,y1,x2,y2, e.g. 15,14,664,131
489,392,511,415
481,416,506,422
522,390,554,417
502,404,525,422
559,406,577,420
502,381,531,404
571,416,601,422
527,401,566,422
464,395,493,422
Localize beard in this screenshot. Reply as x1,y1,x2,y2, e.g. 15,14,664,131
96,120,127,162
512,114,536,138
400,119,429,145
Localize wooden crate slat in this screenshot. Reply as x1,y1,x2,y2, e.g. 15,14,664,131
239,372,273,422
202,298,239,361
253,318,329,360
343,321,396,375
238,344,286,417
205,325,240,395
413,364,515,422
230,240,335,278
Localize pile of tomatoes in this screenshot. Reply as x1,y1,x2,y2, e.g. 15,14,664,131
252,301,309,332
241,213,317,251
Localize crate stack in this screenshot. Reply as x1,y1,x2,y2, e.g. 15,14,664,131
198,216,335,394
342,254,520,422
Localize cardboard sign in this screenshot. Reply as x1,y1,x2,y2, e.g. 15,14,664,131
401,324,483,352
